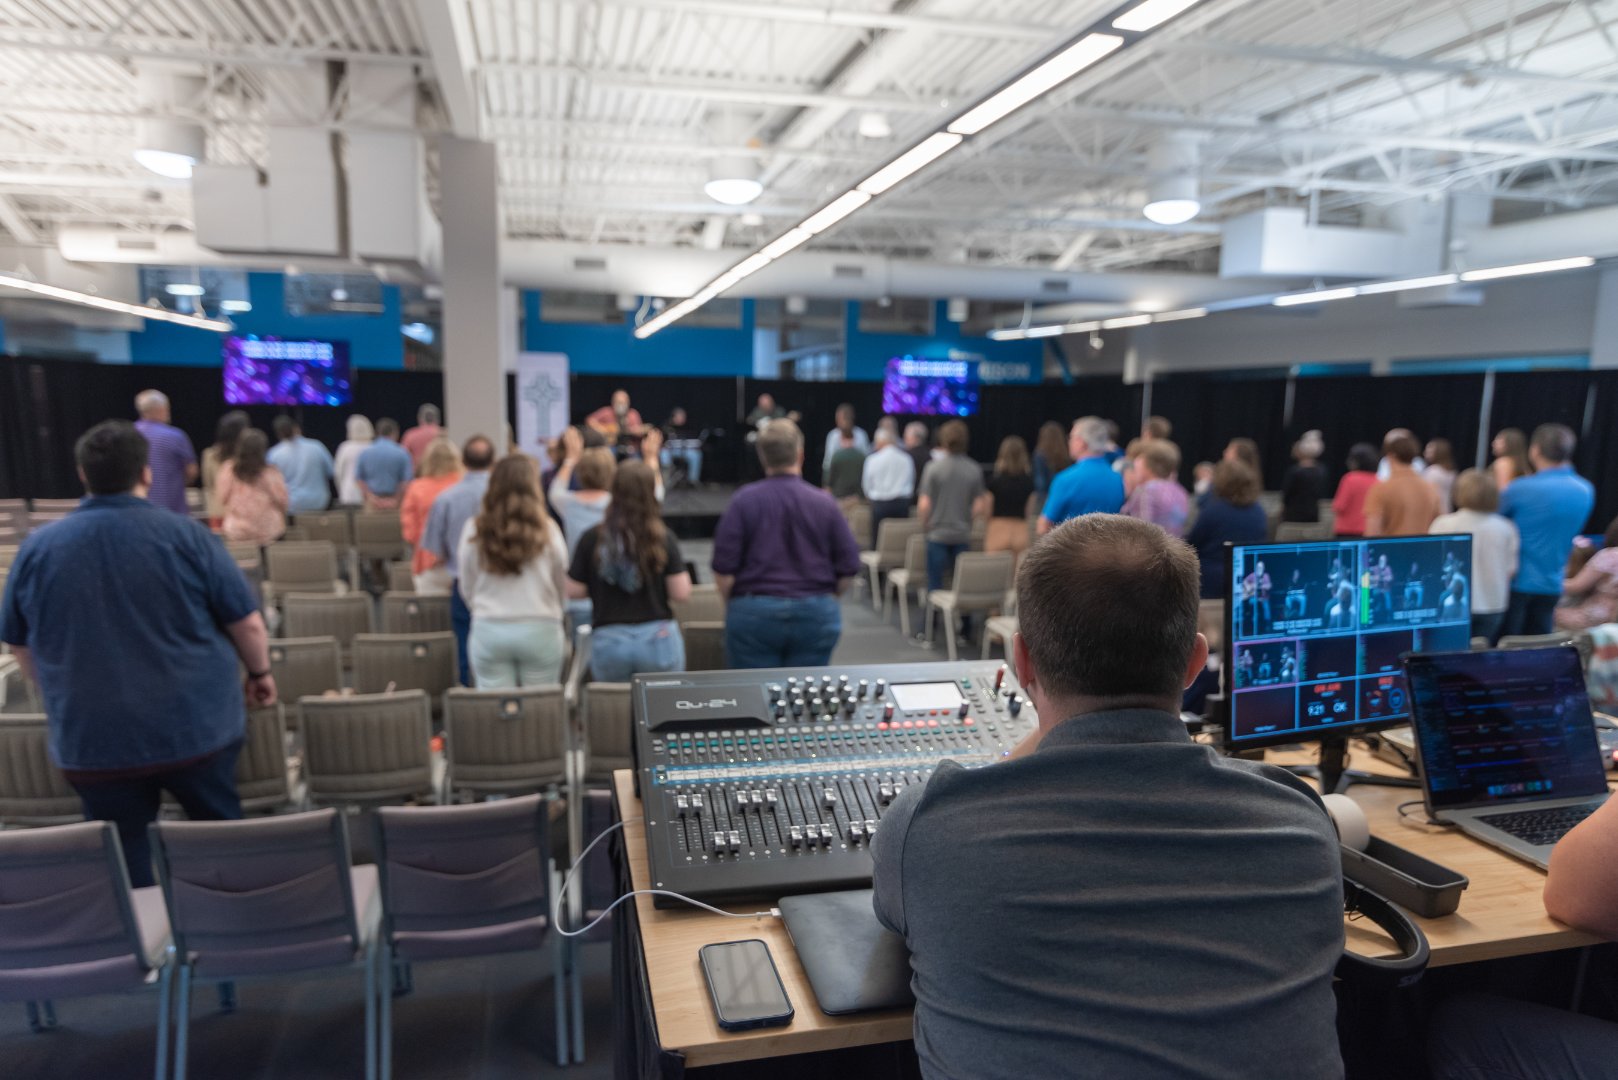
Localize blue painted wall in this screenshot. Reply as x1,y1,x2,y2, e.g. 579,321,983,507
520,293,1043,382
0,314,7,355
128,271,406,369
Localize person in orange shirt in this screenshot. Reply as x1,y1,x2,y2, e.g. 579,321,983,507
400,403,444,466
1364,430,1442,537
400,437,463,595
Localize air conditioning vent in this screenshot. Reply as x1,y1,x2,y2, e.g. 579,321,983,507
116,237,159,251
572,257,608,272
1040,278,1069,294
832,265,865,279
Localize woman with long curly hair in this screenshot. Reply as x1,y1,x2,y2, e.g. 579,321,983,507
215,428,289,545
565,461,693,680
455,454,569,687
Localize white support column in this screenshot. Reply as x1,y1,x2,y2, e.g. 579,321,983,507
1591,267,1618,369
439,136,506,448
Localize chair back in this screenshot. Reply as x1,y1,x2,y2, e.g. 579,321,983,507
581,683,633,783
237,706,294,812
444,687,567,797
682,621,727,672
26,513,67,531
901,532,927,577
872,517,922,568
1275,521,1331,543
152,809,362,976
846,503,873,550
29,499,80,512
300,691,434,805
387,563,416,593
267,637,343,727
381,592,453,634
354,512,408,560
0,656,42,714
372,795,552,961
266,541,341,592
0,821,155,984
951,551,1013,603
281,593,374,656
0,545,17,570
292,511,353,550
1498,632,1594,669
969,515,988,552
670,584,723,626
352,632,459,704
0,715,79,822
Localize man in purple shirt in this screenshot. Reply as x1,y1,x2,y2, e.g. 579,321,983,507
712,419,862,669
133,389,197,514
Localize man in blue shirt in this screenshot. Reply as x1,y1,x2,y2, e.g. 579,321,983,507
422,435,496,685
355,417,416,509
1038,415,1125,533
267,415,335,513
0,421,275,887
1499,423,1596,636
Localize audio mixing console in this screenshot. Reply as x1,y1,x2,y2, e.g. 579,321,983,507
631,661,1039,905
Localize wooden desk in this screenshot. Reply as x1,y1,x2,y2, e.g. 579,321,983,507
614,749,1603,1067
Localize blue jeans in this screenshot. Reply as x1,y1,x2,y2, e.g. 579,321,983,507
660,447,702,485
1428,992,1618,1080
926,541,967,592
725,595,841,669
450,584,472,686
591,620,686,682
1503,591,1559,638
72,741,243,888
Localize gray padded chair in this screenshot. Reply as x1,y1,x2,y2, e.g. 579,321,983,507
0,544,17,570
0,715,79,824
859,517,923,611
282,593,374,661
267,636,343,730
443,687,567,799
354,512,410,563
387,563,415,593
1275,521,1332,543
265,540,344,595
293,510,354,550
371,795,571,1073
0,821,173,1076
682,621,727,672
925,550,1015,660
352,633,459,711
151,809,379,1080
669,583,723,626
300,691,436,807
580,684,632,784
236,706,296,813
0,655,43,714
883,533,930,639
380,593,453,635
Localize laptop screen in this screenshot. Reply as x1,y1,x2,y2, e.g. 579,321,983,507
1404,647,1609,811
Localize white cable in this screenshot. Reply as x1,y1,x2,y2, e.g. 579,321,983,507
552,819,778,938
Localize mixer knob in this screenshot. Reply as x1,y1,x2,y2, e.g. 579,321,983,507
690,793,704,814
958,701,970,719
874,679,887,697
995,664,1007,691
787,677,799,689
857,679,869,698
1009,695,1023,717
838,674,850,689
818,823,834,844
883,703,895,721
768,683,783,696
810,697,824,713
789,826,804,847
773,699,786,718
823,789,838,807
792,699,805,716
843,699,856,715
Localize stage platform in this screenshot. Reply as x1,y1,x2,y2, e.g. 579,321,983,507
660,484,734,538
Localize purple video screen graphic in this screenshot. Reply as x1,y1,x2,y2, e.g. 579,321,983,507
223,336,352,406
881,357,979,417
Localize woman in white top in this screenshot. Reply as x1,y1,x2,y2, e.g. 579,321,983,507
456,454,569,688
332,414,374,506
1430,469,1519,646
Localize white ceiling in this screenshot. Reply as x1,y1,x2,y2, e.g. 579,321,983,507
3,0,1618,276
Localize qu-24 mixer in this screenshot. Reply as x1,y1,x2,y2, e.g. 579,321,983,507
631,661,1038,905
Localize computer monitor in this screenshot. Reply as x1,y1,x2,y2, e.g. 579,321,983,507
1223,534,1474,762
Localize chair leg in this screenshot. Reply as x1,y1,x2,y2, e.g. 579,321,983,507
981,627,992,660
898,589,911,639
552,936,569,1067
570,939,584,1064
173,964,193,1080
868,565,880,610
378,943,393,1080
216,981,236,1013
25,1001,44,1034
364,939,378,1080
155,961,173,1080
944,613,958,661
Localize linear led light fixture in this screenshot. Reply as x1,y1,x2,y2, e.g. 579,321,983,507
634,4,1208,339
1153,307,1207,322
1459,256,1596,282
0,273,233,332
1101,313,1153,329
1355,273,1459,295
1274,286,1360,307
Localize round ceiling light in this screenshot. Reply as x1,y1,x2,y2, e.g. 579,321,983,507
134,115,205,180
1142,198,1202,225
133,148,198,179
705,154,763,206
164,282,205,297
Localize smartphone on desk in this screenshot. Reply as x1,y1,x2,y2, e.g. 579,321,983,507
699,939,794,1032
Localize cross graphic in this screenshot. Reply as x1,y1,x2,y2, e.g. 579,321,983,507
522,374,564,439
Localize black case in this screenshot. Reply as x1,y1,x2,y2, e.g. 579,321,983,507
1341,835,1469,919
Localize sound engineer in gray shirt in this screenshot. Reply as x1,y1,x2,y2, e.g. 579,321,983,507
872,514,1345,1080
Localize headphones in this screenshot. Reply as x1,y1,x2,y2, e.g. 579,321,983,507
1336,878,1429,989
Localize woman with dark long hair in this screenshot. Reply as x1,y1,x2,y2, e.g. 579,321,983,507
565,461,693,680
1490,428,1532,492
984,436,1035,563
456,454,569,687
215,428,289,545
1031,421,1070,508
202,409,250,523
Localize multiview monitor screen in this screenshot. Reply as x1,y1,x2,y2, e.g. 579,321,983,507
1223,534,1474,749
223,336,352,406
881,357,979,417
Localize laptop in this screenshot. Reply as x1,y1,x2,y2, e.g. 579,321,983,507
1404,646,1610,870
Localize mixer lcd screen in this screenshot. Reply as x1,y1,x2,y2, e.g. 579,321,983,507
881,357,978,416
890,682,964,712
1224,534,1473,748
223,336,352,406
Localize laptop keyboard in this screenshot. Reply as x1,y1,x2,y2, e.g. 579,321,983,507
1477,803,1605,847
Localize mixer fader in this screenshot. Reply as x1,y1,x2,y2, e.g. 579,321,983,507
631,661,1038,905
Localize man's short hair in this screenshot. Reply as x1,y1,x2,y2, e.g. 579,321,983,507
1072,416,1109,453
377,418,401,440
904,421,929,444
462,435,495,470
1532,423,1576,464
576,447,616,490
938,419,969,455
419,403,441,425
757,419,804,471
273,415,297,440
1018,515,1200,700
836,403,855,421
1452,468,1499,513
134,389,168,417
873,426,896,447
1145,415,1172,440
76,420,149,496
1139,439,1180,479
1383,430,1419,464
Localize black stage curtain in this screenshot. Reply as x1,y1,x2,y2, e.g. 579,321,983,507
1150,376,1291,489
1493,370,1618,532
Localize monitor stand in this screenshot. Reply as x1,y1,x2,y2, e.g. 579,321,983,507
1297,735,1420,796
